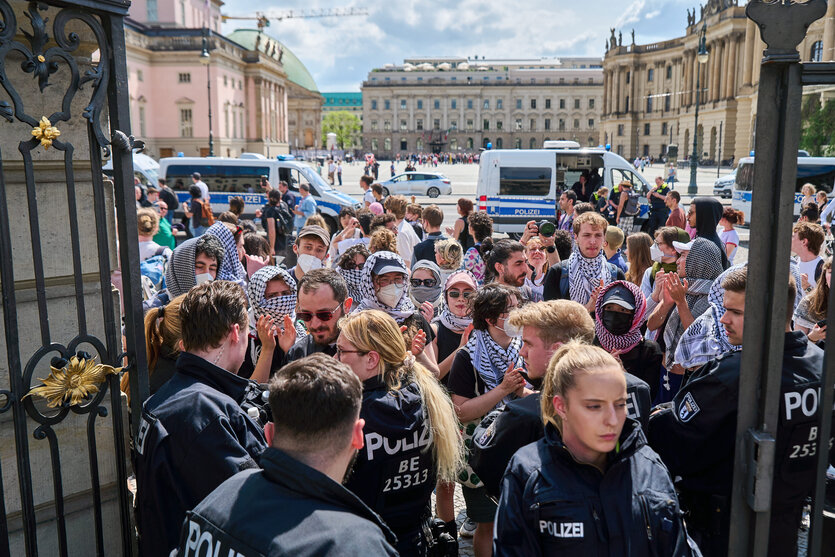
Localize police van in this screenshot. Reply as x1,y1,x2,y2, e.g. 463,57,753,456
159,154,361,232
475,147,652,235
102,151,160,187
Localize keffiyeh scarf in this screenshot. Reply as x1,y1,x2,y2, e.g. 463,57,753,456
246,266,307,338
465,329,523,399
337,267,365,307
165,237,199,298
206,222,247,284
354,251,417,323
435,270,476,332
594,280,647,354
567,243,613,306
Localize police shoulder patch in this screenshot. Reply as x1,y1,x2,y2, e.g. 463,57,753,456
474,420,497,448
677,392,701,423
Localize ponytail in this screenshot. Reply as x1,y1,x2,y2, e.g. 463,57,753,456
477,236,494,260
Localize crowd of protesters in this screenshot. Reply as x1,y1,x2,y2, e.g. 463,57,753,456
125,171,834,557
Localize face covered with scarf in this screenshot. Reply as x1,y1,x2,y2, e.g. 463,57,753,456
246,266,306,338
355,251,417,323
409,260,443,308
205,222,247,284
336,247,369,304
594,281,647,355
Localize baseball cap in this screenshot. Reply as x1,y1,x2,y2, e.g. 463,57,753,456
446,271,477,290
192,172,201,180
297,225,331,247
672,239,694,252
146,184,159,193
372,257,407,276
601,284,636,311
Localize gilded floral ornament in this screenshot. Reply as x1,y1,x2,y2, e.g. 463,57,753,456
24,356,121,408
31,116,60,149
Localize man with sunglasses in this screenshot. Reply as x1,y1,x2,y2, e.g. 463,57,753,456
284,269,352,362
153,200,176,250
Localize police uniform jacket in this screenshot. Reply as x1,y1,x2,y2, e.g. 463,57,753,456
472,372,652,499
494,419,700,557
176,447,398,557
344,375,436,541
134,352,267,557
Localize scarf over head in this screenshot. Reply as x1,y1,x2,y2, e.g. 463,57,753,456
692,197,730,269
409,259,444,310
435,270,477,332
246,266,307,338
355,251,416,323
206,222,247,284
337,266,365,307
464,329,523,403
663,237,725,367
165,237,200,298
567,243,613,305
595,280,647,354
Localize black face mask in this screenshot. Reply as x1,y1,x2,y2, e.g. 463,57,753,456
602,310,634,336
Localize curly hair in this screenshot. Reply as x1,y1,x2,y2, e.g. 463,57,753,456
468,211,493,243
369,228,398,254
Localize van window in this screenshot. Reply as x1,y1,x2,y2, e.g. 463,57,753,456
611,168,646,194
279,167,312,194
554,153,605,190
735,163,753,192
164,164,269,192
499,167,552,196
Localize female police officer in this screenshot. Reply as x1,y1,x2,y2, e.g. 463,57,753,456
337,310,463,557
494,341,700,557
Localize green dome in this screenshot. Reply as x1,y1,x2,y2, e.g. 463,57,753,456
227,29,319,93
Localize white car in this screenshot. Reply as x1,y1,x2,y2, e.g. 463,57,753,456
713,169,736,198
379,172,452,198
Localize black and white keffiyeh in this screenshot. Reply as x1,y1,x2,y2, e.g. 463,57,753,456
464,329,523,397
206,222,247,284
567,243,613,305
337,267,365,306
165,237,200,298
435,270,476,332
246,266,306,337
355,251,417,323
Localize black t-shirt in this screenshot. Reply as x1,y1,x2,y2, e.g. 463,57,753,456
447,349,489,399
401,312,436,344
435,323,463,386
238,335,286,382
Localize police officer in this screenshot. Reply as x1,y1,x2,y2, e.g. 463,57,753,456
135,281,267,557
177,354,399,557
646,176,672,236
494,342,699,556
470,300,651,499
337,310,463,557
648,267,833,556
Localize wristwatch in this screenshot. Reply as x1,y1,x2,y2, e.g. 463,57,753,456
546,246,556,254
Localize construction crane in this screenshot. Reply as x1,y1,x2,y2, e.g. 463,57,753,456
222,8,368,31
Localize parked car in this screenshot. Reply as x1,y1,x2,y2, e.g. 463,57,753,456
714,169,736,198
379,172,452,198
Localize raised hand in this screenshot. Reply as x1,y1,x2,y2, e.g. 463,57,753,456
256,315,277,351
277,314,298,353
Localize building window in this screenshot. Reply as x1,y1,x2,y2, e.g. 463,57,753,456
544,118,551,130
516,98,522,109
384,120,391,131
451,99,456,109
239,80,242,90
559,99,565,109
626,71,630,84
545,99,551,109
483,137,490,148
665,93,671,112
416,119,423,131
530,118,536,130
179,108,193,137
400,139,407,151
573,119,579,129
232,108,238,138
483,119,489,131
589,98,595,109
179,0,185,25
384,138,391,151
666,65,673,80
467,137,474,149
450,138,458,150
400,120,407,131
496,138,503,149
434,99,441,109
574,98,580,109
224,106,230,136
371,120,378,131
139,106,146,137
450,120,458,130
617,124,624,136
223,75,227,86
529,138,537,149
434,119,440,130
648,68,654,82
559,119,565,131
178,72,191,83
515,118,522,130
588,119,594,129
625,96,630,112
371,138,379,151
416,138,423,151
483,99,490,109
661,122,668,135
467,119,474,130
530,99,537,109
384,100,391,110
496,120,503,130
467,99,473,109
811,40,823,61
497,99,503,110
647,97,653,112
147,0,158,20
644,123,651,135
137,69,144,82
400,99,407,109
417,100,423,109
371,100,378,110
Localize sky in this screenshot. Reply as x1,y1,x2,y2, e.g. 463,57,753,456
220,0,704,92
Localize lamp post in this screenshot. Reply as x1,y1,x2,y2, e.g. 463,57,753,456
688,22,709,194
199,28,214,157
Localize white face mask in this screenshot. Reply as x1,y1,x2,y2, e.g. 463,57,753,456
650,243,665,263
195,273,214,285
377,283,405,308
297,254,323,273
500,320,523,338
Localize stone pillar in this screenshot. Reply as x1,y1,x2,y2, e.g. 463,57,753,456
727,37,739,99
743,18,756,86
823,0,835,61
615,67,622,113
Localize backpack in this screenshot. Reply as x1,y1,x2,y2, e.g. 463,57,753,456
557,260,619,300
623,188,640,216
139,247,169,301
262,201,294,236
198,199,215,227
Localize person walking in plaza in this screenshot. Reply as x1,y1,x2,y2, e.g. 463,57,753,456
384,195,420,268
176,354,398,557
183,184,209,238
646,176,671,236
156,178,178,225
152,201,176,249
360,175,375,208
687,197,730,268
615,180,641,235
336,159,343,186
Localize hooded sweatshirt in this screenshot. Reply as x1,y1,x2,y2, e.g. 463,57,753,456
692,198,730,269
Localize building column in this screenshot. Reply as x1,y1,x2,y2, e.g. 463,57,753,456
603,70,609,115
823,0,835,61
721,38,731,99
743,18,756,86
615,67,622,113
727,37,739,98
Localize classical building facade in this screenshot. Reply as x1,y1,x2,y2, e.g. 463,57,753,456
602,0,835,164
361,57,603,157
124,0,322,159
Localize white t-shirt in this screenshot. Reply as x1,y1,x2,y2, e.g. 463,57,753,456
797,256,824,288
720,228,740,264
396,219,420,267
363,189,375,206
195,180,209,201
138,240,171,262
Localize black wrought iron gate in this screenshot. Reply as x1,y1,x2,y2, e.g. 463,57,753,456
0,0,148,555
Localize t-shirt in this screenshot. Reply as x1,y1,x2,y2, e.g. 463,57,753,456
720,228,740,264
153,217,176,250
139,240,170,262
363,190,375,206
294,194,317,230
666,207,686,229
195,180,209,201
447,349,489,400
797,256,824,289
281,190,296,209
396,219,420,266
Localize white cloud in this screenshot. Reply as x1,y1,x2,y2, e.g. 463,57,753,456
645,10,661,19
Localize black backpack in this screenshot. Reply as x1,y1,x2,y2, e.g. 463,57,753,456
263,201,294,236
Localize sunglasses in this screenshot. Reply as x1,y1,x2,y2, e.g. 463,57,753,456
340,259,365,271
447,290,474,299
410,278,438,287
296,302,342,323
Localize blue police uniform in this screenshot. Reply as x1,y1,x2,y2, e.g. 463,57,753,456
176,447,398,556
134,352,267,557
494,419,701,556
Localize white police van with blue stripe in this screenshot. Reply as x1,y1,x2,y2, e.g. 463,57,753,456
159,154,361,232
476,145,652,235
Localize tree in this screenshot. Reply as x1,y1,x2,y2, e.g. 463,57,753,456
321,111,361,149
800,95,835,157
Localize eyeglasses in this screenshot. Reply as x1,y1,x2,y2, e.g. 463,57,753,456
296,302,343,323
410,278,438,287
335,346,367,359
447,290,474,299
340,259,366,271
374,275,405,287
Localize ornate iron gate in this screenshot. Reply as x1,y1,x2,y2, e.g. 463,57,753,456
0,0,148,555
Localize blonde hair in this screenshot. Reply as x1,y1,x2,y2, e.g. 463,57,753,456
525,236,550,275
435,238,463,270
624,232,653,286
801,183,816,197
541,341,623,430
605,226,625,250
137,207,159,237
305,214,328,230
339,310,464,481
572,211,608,235
507,300,594,346
369,228,398,254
